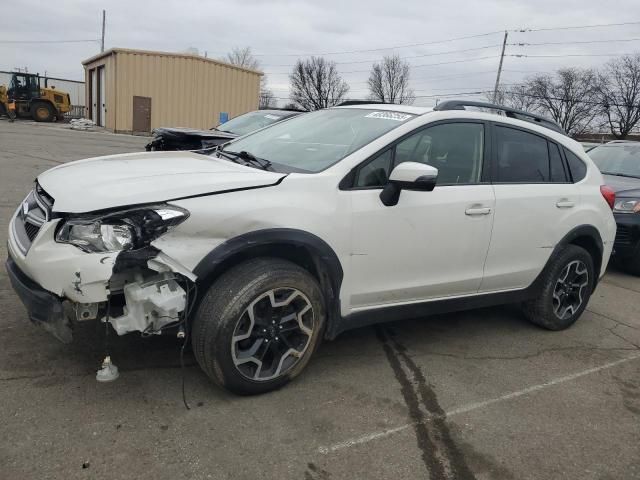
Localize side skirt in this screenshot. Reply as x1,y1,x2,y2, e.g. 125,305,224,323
327,287,538,339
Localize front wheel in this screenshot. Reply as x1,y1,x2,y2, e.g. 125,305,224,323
192,258,325,395
522,245,595,330
30,102,55,122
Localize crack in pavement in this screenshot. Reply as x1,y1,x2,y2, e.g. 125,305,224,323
376,326,476,480
587,308,640,332
407,344,638,362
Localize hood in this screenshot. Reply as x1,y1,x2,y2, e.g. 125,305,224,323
602,174,640,198
38,151,286,213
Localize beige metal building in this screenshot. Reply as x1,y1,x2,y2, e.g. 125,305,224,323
82,48,261,133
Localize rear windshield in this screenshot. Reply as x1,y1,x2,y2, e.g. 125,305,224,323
220,108,415,172
589,143,640,178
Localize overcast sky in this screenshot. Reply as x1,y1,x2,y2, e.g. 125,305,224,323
2,0,640,107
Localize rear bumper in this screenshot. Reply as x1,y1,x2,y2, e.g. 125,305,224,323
613,213,640,259
5,256,72,343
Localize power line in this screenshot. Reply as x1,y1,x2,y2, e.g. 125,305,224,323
251,30,504,57
265,55,499,75
508,53,637,59
262,44,502,68
511,37,640,47
221,20,640,60
513,20,640,33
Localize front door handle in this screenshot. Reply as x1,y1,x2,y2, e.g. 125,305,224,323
556,199,575,209
465,206,492,216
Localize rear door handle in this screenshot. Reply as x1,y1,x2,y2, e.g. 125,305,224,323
556,199,575,209
465,207,492,216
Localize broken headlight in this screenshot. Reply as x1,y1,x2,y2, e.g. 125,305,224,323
56,205,189,253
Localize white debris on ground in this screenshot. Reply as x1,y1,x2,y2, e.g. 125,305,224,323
69,118,96,131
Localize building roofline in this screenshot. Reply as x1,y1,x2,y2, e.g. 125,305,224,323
81,48,263,76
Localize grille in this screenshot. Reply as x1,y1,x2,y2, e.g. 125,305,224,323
614,224,632,247
10,185,54,255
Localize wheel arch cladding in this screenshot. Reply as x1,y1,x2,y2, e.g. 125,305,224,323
192,229,344,339
557,224,603,281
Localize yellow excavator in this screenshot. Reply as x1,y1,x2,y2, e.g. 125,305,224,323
0,72,71,122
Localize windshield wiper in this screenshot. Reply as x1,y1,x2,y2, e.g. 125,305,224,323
219,149,273,170
601,171,640,179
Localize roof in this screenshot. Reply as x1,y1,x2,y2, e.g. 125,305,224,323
334,103,432,115
82,48,262,76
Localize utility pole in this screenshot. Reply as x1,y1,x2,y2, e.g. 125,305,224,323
492,30,508,104
100,10,106,52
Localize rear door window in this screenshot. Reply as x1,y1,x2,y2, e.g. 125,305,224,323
495,126,550,183
549,142,568,182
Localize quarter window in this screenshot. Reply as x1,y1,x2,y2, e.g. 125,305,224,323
354,149,393,187
563,148,587,182
496,126,550,182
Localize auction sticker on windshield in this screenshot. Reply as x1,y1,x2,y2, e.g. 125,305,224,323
364,111,413,121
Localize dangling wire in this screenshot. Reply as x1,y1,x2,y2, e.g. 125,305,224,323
179,280,198,410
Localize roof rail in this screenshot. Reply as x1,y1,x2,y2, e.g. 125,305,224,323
433,100,566,136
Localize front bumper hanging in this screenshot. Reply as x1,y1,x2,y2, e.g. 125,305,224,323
5,257,72,343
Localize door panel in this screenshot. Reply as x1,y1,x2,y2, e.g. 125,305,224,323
480,124,579,292
480,183,579,291
348,185,495,309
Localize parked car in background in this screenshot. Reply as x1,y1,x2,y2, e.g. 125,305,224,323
588,140,640,275
145,109,302,151
7,101,616,395
580,141,602,152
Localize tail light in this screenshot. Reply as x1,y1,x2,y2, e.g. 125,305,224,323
600,185,616,210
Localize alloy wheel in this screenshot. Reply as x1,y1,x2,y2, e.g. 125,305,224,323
552,260,589,320
231,288,314,381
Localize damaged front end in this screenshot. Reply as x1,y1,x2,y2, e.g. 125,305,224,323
70,248,196,339
8,199,197,343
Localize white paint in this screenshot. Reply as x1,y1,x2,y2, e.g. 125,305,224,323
317,353,640,454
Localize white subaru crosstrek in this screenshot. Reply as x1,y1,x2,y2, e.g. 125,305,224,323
7,100,617,395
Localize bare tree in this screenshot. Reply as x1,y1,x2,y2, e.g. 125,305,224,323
526,68,600,135
225,46,275,111
289,57,349,110
367,55,415,104
597,54,640,139
225,46,259,70
259,89,276,109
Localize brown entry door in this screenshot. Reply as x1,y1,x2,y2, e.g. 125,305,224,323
132,96,151,133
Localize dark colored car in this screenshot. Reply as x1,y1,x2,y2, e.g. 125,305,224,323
145,109,301,151
589,141,640,275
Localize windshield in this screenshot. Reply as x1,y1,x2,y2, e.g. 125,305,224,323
220,108,416,172
215,111,290,136
589,143,640,178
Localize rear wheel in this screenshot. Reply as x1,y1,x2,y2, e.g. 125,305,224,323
522,245,595,330
192,258,325,395
30,102,55,122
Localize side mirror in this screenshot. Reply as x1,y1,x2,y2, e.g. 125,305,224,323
380,162,438,206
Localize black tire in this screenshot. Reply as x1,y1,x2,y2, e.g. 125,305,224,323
30,102,55,122
192,258,325,395
522,245,595,330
